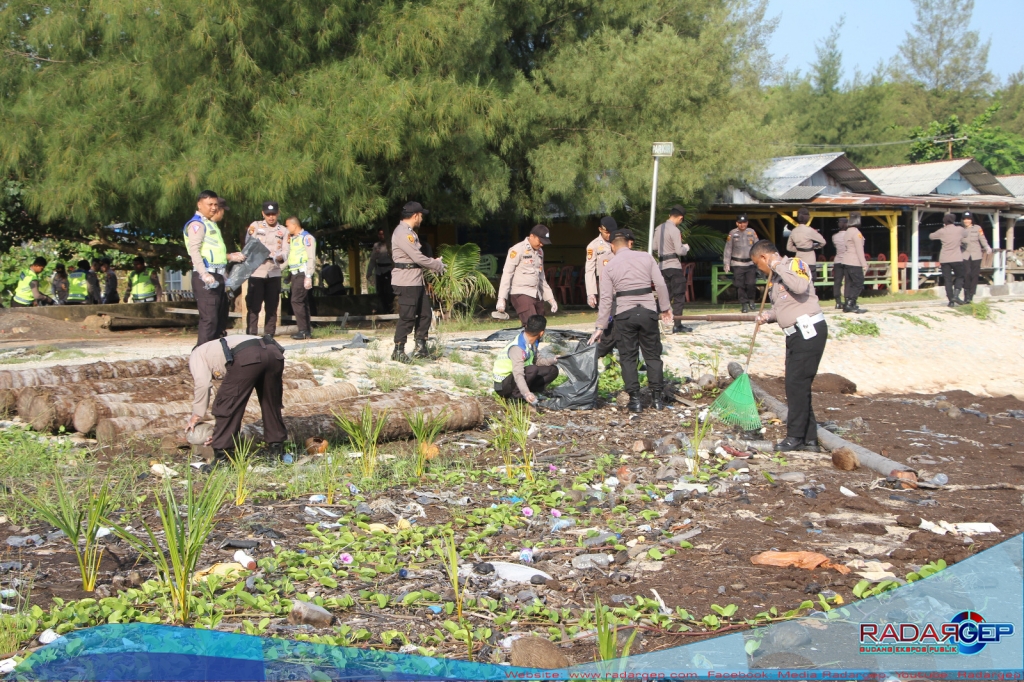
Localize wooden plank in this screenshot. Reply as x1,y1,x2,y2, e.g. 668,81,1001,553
167,308,243,318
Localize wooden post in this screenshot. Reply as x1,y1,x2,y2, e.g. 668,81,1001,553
348,244,362,295
910,209,920,291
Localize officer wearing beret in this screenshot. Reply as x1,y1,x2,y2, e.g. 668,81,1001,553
496,225,558,327
722,214,759,313
391,201,445,362
651,205,690,332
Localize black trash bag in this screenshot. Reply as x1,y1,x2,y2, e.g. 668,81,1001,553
225,239,272,291
543,340,598,411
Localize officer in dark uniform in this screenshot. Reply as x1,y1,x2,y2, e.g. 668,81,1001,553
722,214,758,312
390,202,445,362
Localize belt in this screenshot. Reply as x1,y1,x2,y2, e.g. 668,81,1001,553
614,287,653,298
207,266,226,275
231,338,264,356
393,263,420,270
796,249,815,253
732,257,752,263
657,255,680,262
289,268,306,275
782,313,825,336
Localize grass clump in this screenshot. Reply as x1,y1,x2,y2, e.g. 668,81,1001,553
367,365,409,392
452,372,477,390
890,312,930,328
954,300,990,320
0,345,87,365
836,319,880,337
406,408,448,477
229,437,259,506
334,402,389,480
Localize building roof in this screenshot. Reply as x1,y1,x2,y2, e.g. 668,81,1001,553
862,159,1012,197
752,152,881,200
997,175,1024,199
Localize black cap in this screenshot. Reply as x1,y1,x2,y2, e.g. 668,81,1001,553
32,257,47,268
530,224,552,245
736,214,748,223
402,201,429,216
670,205,686,217
600,216,618,232
262,201,280,214
962,211,973,219
611,228,634,242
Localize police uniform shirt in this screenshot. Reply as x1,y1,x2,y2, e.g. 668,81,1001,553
391,221,442,287
723,227,758,267
246,221,290,278
498,239,556,303
762,257,823,328
596,248,670,330
962,225,991,261
187,218,215,276
368,240,393,276
584,236,613,296
929,224,968,264
786,225,827,265
651,221,689,271
838,228,867,268
832,228,848,262
189,335,262,418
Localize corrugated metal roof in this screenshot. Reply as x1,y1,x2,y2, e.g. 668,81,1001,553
779,186,825,200
862,159,1012,197
751,152,881,200
997,175,1024,199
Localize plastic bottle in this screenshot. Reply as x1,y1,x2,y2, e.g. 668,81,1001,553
931,473,948,486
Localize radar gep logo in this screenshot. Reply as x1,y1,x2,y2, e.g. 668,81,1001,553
860,611,1015,655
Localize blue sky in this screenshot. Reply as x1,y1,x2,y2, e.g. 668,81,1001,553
765,0,1023,84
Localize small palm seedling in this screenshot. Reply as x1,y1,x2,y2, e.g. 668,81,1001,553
316,449,343,505
335,402,389,480
594,596,637,662
504,399,534,481
489,417,515,479
229,436,259,506
19,474,119,592
406,408,449,477
434,529,467,620
107,470,229,624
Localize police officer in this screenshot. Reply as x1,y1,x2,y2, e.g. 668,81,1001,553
838,213,867,313
186,334,287,463
831,218,848,310
492,315,560,405
391,201,445,362
590,229,672,413
751,240,826,453
99,258,119,304
367,229,395,313
66,260,92,305
185,190,244,346
652,205,691,332
961,211,991,304
89,259,103,304
592,217,622,360
50,263,69,305
929,213,967,307
12,258,53,307
245,201,290,336
496,225,559,327
286,216,317,340
786,208,826,279
584,218,614,309
722,214,759,313
124,257,162,303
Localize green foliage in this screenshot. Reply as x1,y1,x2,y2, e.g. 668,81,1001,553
954,300,991,320
0,238,133,302
890,312,930,328
853,579,901,599
428,244,495,320
836,319,880,337
594,597,636,662
229,437,259,506
895,0,993,94
405,408,449,478
334,403,389,480
908,107,1024,175
907,559,947,583
367,365,409,393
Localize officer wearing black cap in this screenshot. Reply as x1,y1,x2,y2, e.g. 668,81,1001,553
651,205,690,332
722,214,759,313
961,211,991,304
244,201,290,336
497,224,558,327
584,218,614,308
391,201,445,362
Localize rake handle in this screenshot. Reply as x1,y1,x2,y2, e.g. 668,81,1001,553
745,271,772,371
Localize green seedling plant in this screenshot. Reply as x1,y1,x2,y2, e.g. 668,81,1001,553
229,436,259,506
594,596,637,662
489,418,516,479
107,470,229,623
434,529,467,620
19,473,119,592
504,399,534,481
405,408,449,478
335,402,389,480
853,579,901,599
907,559,946,582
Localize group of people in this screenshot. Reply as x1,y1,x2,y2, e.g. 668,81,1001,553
929,211,992,307
11,256,158,307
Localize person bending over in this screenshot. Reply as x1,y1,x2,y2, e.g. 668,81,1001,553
492,315,559,406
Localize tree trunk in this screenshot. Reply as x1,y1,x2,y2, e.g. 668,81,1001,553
96,416,185,445
0,389,16,415
28,394,79,433
0,356,189,390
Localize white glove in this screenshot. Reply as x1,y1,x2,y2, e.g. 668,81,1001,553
549,300,558,314
588,329,603,345
496,299,506,313
304,277,312,290
201,273,216,286
587,294,596,308
436,260,446,275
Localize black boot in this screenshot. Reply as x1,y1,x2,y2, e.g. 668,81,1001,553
392,343,411,363
291,331,310,340
954,288,965,305
652,391,665,410
741,303,751,314
413,339,430,359
202,449,232,473
626,393,643,413
672,321,684,334
799,440,820,453
263,442,284,460
774,437,803,452
835,300,844,310
845,298,866,314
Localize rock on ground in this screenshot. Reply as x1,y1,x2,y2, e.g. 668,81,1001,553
510,636,570,669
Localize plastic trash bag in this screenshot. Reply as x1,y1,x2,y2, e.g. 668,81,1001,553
225,239,271,291
543,340,598,411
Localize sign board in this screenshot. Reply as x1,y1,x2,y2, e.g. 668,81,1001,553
652,142,674,157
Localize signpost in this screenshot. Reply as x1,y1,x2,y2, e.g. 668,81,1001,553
648,142,674,254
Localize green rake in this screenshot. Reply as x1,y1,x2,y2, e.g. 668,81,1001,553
710,272,773,430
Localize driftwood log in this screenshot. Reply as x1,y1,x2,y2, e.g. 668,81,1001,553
0,357,189,390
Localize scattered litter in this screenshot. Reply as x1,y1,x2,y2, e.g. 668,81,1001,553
572,554,614,570
6,535,42,548
288,599,333,627
460,561,551,584
550,518,576,533
0,659,16,674
846,559,897,581
888,494,938,506
0,589,17,599
583,532,619,548
941,521,1000,535
304,506,339,519
220,539,259,550
308,495,327,504
840,486,858,498
366,523,396,534
649,588,672,615
149,463,178,478
0,562,23,573
332,333,371,350
750,551,851,574
778,472,805,484
671,482,708,494
193,563,246,583
413,490,470,506
38,628,60,645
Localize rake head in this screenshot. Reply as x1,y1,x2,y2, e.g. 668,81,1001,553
709,373,762,430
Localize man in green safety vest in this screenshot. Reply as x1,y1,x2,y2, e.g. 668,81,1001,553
184,190,244,345
66,260,91,304
12,258,53,307
286,216,317,340
123,256,162,303
492,315,560,406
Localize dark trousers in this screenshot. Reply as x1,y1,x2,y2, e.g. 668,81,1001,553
785,320,828,442
596,318,617,359
844,265,865,301
732,265,757,305
290,273,311,333
941,261,965,302
661,268,686,316
832,263,846,302
246,276,282,336
211,343,287,450
376,273,394,313
510,294,546,327
964,258,981,302
193,271,228,346
494,365,559,401
394,286,432,345
615,306,664,394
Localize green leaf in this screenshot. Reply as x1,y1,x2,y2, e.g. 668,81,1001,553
647,548,664,561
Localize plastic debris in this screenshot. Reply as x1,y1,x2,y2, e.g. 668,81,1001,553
0,659,17,674
840,486,858,498
750,551,851,574
149,463,178,478
233,550,257,570
518,548,534,564
571,554,614,570
845,560,897,581
0,589,17,599
38,628,60,645
583,531,619,547
460,561,551,584
193,563,247,583
309,494,327,504
6,535,42,548
550,518,576,533
288,599,333,628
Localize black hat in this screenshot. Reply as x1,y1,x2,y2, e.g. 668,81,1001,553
530,224,552,245
736,214,748,223
670,205,686,217
848,212,861,227
32,257,47,268
962,211,973,220
943,213,955,225
262,201,280,214
600,216,618,232
402,201,429,216
838,217,848,228
611,228,634,242
796,207,810,223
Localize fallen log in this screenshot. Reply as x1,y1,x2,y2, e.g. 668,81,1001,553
726,362,914,479
96,415,187,445
0,357,189,390
0,389,16,415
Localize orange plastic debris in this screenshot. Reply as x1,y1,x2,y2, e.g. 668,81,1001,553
750,551,851,574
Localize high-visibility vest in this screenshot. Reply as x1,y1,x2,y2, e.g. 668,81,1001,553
288,231,313,272
67,271,88,302
492,331,537,382
13,269,39,305
182,213,227,268
128,268,157,300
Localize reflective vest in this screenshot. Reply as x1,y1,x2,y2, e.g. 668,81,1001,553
182,213,227,268
13,269,39,305
288,231,312,273
67,271,88,302
492,331,537,382
128,268,157,300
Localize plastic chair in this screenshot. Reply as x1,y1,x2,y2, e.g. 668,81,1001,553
545,266,558,295
877,253,888,261
681,262,696,303
478,254,498,278
572,266,586,303
898,253,908,264
555,265,575,305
